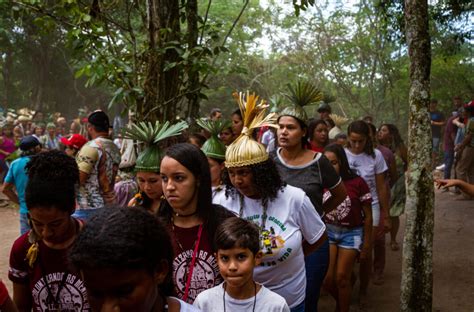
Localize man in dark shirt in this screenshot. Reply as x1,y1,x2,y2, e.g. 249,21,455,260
430,99,445,167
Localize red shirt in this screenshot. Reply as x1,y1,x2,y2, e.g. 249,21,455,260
9,229,90,311
0,279,9,306
309,142,325,153
323,177,372,227
170,224,222,303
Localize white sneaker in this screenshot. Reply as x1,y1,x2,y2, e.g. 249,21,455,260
435,164,445,171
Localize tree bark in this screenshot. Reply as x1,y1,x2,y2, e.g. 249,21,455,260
400,0,433,311
185,0,200,120
143,0,180,122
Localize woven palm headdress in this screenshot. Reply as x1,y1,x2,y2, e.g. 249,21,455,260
279,80,323,124
197,118,231,160
225,91,278,168
122,120,188,172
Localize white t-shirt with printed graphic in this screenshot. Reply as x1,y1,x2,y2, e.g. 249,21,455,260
213,185,326,308
344,148,387,206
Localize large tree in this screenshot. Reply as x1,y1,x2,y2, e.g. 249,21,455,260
401,0,433,310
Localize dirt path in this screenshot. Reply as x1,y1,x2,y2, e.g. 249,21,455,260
319,187,474,311
0,189,473,310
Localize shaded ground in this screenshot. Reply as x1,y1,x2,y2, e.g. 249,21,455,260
319,187,474,311
0,189,473,310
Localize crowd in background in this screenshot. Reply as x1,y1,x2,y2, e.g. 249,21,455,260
0,92,472,312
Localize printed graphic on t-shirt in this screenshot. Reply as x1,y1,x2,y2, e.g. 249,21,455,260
32,272,90,311
173,249,221,302
325,196,351,222
245,214,290,267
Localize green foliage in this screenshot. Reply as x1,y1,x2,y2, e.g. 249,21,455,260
284,80,323,107
122,120,188,144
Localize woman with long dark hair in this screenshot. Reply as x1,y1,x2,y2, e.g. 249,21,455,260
377,123,407,251
345,120,390,307
158,143,234,303
124,121,188,214
214,92,327,312
322,144,372,312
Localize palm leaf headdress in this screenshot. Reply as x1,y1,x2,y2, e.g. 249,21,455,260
196,118,231,160
122,120,188,172
280,80,323,123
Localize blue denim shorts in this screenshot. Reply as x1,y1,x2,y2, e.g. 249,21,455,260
327,224,363,251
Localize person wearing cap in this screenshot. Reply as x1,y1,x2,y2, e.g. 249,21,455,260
197,118,229,198
74,110,121,220
2,135,41,234
125,120,188,214
61,134,88,158
454,100,474,199
274,81,347,311
214,91,327,311
317,101,332,121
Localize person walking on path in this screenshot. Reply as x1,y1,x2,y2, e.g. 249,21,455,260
75,110,121,220
454,100,474,199
2,136,41,234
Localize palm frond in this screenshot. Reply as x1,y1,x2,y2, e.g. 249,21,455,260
284,80,323,107
196,118,231,136
122,120,188,145
153,120,188,143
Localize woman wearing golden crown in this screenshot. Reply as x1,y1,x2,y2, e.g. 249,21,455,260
214,91,327,312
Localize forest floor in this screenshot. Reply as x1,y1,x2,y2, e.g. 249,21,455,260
0,186,473,311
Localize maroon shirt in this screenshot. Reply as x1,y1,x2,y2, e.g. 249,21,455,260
170,224,222,303
323,177,372,227
443,115,458,152
9,230,90,311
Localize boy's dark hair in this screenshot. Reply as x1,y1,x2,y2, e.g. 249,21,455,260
215,217,260,255
25,150,78,213
69,206,175,296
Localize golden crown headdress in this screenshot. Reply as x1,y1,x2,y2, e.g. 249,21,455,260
225,91,277,168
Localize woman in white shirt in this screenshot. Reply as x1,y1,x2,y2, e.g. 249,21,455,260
344,120,390,307
213,91,327,312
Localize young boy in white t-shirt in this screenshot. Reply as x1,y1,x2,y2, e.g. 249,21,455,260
193,217,289,312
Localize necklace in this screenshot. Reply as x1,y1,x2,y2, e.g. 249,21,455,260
239,194,269,233
170,219,203,302
173,210,198,217
223,281,257,312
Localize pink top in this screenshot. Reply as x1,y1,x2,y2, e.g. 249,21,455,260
0,136,16,161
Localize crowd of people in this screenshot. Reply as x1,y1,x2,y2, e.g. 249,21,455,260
0,90,472,312
430,97,474,199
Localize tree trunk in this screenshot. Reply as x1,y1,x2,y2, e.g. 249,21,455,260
185,0,200,120
143,0,180,122
400,0,433,311
2,48,13,111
